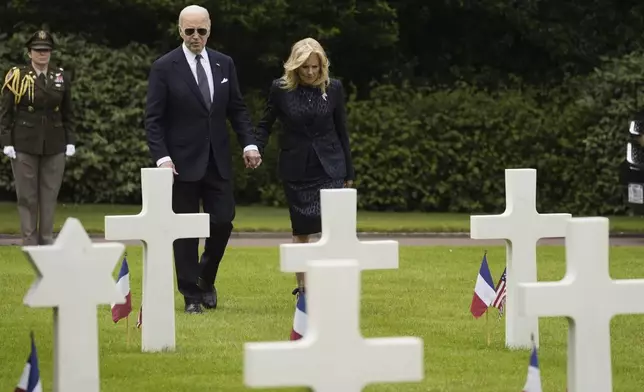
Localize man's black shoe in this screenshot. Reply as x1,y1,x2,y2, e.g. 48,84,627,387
185,302,203,314
197,277,217,309
202,287,217,309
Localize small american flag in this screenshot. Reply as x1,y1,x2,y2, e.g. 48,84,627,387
492,267,506,318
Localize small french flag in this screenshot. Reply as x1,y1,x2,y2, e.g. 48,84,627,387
15,332,42,392
470,252,496,318
111,257,132,323
289,290,307,340
522,335,542,392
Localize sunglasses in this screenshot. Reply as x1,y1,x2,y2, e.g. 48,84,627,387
184,28,208,36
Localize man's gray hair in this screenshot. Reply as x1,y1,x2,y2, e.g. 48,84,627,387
178,5,210,26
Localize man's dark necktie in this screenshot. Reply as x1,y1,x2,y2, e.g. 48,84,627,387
195,54,211,108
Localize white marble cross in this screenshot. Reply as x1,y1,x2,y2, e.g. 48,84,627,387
104,168,210,352
517,217,644,392
280,189,398,272
22,217,125,392
244,259,424,391
470,168,571,349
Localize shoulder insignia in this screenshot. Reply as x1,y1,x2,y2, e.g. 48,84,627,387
2,67,20,98
1,65,35,103
4,66,19,82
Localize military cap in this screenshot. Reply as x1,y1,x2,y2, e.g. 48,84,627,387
26,30,54,50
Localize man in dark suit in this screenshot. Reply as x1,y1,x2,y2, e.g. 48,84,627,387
144,4,262,314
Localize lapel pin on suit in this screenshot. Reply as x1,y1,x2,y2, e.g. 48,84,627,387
221,78,228,84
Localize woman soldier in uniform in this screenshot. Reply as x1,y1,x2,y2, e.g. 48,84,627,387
0,30,76,245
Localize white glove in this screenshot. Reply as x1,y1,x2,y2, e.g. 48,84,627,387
3,146,16,159
66,144,75,157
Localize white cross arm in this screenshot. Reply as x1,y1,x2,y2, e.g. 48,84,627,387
470,213,571,240
470,214,513,239
360,338,424,384
533,213,571,238
518,278,644,319
244,343,313,387
280,240,399,272
244,338,422,389
104,212,209,242
517,282,574,318
104,214,151,241
608,280,644,315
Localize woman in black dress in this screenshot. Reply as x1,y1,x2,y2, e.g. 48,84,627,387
254,37,355,293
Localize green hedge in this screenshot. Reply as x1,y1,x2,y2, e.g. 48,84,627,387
343,49,644,216
0,31,640,215
343,68,635,216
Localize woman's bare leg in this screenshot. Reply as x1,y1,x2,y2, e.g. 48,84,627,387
293,234,311,290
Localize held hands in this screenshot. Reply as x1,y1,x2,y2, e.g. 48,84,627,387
244,149,262,169
344,180,354,188
3,146,16,159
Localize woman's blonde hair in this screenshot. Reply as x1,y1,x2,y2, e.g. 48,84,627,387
280,37,330,93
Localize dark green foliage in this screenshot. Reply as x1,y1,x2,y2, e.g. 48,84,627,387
1,1,643,215
1,32,640,215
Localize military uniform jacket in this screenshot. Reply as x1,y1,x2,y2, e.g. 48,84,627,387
0,64,76,155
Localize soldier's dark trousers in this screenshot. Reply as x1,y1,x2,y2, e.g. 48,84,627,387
10,152,65,245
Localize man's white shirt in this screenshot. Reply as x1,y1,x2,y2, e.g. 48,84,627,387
156,43,258,167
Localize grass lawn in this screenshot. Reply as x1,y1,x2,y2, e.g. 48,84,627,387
2,201,644,234
1,245,643,391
